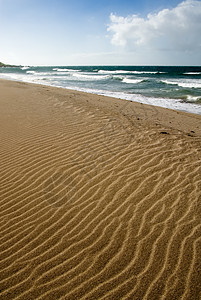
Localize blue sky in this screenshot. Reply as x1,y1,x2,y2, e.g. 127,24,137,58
0,0,200,65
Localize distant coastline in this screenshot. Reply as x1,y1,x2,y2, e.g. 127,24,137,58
0,62,19,68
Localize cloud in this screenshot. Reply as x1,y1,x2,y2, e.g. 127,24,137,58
107,0,201,52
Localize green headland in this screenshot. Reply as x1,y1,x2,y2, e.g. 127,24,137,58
0,62,18,67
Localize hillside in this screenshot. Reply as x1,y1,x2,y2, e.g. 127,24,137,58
0,62,18,67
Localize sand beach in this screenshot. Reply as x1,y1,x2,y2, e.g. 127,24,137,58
0,79,201,299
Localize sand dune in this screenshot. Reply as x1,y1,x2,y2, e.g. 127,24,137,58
0,79,201,299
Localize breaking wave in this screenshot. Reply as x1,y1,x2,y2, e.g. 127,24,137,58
122,78,145,84
161,80,201,89
72,73,110,80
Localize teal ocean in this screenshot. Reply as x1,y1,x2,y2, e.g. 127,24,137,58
1,65,201,114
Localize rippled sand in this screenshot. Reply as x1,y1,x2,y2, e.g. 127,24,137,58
0,79,201,299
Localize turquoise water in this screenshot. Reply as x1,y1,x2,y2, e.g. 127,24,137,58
1,65,201,114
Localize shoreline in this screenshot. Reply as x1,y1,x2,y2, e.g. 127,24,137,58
0,79,201,299
1,67,201,116
1,78,201,136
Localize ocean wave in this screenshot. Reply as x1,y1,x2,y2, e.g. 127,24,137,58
98,70,129,74
112,75,124,80
161,80,178,86
53,68,80,72
72,73,110,80
130,71,164,74
181,95,201,103
26,71,36,74
25,70,71,77
26,71,52,76
0,72,51,85
161,80,201,89
98,70,166,75
178,82,201,88
183,72,201,75
122,78,144,84
21,66,30,70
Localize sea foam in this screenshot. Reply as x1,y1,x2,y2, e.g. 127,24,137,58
183,72,201,75
53,68,80,72
72,73,110,80
21,66,30,70
26,71,36,74
162,79,201,89
122,78,144,84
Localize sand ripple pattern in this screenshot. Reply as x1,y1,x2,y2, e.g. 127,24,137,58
0,82,201,299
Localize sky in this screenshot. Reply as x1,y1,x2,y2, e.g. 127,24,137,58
0,0,201,66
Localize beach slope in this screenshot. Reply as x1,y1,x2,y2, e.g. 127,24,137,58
0,79,201,299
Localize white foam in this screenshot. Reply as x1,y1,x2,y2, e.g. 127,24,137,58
53,68,80,72
98,70,128,74
98,70,165,75
178,82,201,88
66,87,201,115
21,66,30,70
162,80,178,86
122,78,144,84
112,75,124,80
186,95,201,102
72,73,110,80
26,70,70,77
162,79,201,89
130,71,159,74
26,70,36,74
183,72,201,75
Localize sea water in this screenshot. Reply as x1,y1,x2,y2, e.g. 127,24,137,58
0,65,201,115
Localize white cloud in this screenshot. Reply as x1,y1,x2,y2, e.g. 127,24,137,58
107,0,201,52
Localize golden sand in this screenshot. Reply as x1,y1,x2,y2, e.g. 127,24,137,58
0,79,201,299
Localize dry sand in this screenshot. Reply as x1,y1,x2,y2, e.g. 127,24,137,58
0,79,201,299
